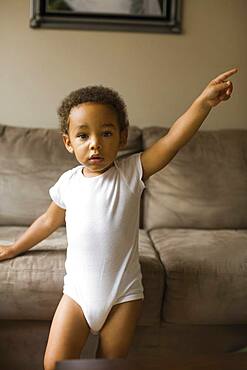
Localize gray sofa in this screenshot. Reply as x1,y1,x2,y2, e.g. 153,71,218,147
0,123,247,370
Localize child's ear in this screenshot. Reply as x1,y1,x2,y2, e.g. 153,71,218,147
119,128,128,149
62,134,74,154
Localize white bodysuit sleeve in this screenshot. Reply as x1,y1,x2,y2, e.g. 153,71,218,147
49,169,72,209
117,152,146,194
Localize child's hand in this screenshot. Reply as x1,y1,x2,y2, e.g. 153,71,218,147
0,244,16,261
198,68,238,109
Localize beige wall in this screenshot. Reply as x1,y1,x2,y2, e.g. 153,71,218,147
0,0,246,130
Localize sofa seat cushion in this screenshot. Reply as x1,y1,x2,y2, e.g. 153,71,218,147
0,227,67,320
138,229,165,325
0,227,164,325
149,228,247,325
142,127,247,230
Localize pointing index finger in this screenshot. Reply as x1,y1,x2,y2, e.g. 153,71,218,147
214,68,238,83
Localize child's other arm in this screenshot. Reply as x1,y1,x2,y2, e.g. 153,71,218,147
0,202,65,261
141,68,238,182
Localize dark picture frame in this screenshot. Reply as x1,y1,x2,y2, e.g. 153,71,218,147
30,0,182,34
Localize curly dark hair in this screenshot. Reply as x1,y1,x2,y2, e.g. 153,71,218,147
57,85,129,134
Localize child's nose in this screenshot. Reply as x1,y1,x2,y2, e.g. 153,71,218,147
90,137,102,150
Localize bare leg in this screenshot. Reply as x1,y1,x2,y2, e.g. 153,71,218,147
96,298,144,359
44,294,90,370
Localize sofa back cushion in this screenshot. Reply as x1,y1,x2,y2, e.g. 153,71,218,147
0,124,142,226
142,127,247,230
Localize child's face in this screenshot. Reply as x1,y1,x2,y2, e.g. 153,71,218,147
63,103,128,177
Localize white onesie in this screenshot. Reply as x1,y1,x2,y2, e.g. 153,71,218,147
49,152,145,335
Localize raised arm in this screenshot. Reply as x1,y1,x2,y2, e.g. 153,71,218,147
141,67,238,182
0,201,65,261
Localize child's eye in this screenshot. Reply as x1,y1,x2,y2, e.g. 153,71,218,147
78,134,88,140
103,131,112,137
77,132,112,140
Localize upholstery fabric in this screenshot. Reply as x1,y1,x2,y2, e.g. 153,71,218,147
138,229,165,325
149,228,247,324
142,127,247,230
0,227,66,320
1,320,247,370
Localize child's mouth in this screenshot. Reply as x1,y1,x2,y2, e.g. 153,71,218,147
89,157,104,163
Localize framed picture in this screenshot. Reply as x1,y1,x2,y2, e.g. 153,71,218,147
30,0,182,34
